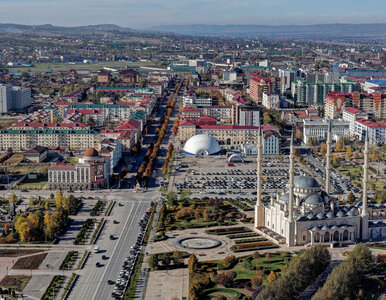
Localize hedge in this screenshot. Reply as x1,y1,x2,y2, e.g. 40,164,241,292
231,244,279,253
205,227,251,235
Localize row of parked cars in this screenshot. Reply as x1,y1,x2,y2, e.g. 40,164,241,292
110,202,154,299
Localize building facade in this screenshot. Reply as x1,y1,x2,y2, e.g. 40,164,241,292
303,119,349,143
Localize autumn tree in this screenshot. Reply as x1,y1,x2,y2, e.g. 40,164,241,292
55,191,63,208
347,191,355,204
267,271,277,282
320,142,327,157
345,146,353,161
3,223,9,236
9,193,16,204
188,254,198,273
251,275,263,288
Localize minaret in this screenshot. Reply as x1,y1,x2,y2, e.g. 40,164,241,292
361,130,369,240
325,120,332,195
286,130,296,246
288,130,295,222
255,112,264,228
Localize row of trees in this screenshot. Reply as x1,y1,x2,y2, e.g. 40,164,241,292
135,79,183,187
162,143,174,175
312,244,373,300
256,245,331,300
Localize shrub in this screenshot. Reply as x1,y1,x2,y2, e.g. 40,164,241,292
235,241,272,250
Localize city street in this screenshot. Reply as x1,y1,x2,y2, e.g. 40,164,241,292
69,192,155,300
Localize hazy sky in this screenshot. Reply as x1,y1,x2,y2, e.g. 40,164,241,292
1,0,385,28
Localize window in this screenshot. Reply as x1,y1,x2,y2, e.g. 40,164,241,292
303,235,306,241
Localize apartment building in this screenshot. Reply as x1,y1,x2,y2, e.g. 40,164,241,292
0,84,31,113
324,91,386,120
291,80,359,106
354,118,386,145
303,119,349,144
342,107,368,136
0,129,99,151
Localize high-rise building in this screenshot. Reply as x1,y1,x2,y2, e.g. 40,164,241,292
291,80,359,106
12,86,31,110
0,84,12,113
279,69,296,94
0,84,31,113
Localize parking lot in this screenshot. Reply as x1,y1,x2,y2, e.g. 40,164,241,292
172,154,315,198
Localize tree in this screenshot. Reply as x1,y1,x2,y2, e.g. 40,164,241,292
251,275,263,288
29,197,35,207
345,146,353,161
320,142,327,157
166,192,178,207
9,193,16,204
148,254,158,269
44,201,50,210
332,154,338,166
347,191,355,204
179,189,191,202
188,254,198,273
263,112,272,124
370,150,378,162
55,191,63,208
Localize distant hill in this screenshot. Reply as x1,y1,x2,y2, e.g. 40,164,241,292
147,23,386,39
0,23,138,36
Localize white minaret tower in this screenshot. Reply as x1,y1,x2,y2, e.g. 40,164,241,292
325,120,332,195
361,130,369,240
288,130,295,222
286,129,296,246
255,112,264,228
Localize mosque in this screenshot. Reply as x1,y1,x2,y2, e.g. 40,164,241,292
254,120,386,246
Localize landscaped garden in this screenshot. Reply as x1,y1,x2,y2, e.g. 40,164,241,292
156,198,242,235
188,251,293,299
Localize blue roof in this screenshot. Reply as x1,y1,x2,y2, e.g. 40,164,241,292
366,80,386,85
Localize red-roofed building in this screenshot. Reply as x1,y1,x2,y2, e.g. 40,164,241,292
249,75,276,103
324,91,386,119
116,119,141,142
181,107,201,119
342,107,368,136
179,122,279,146
354,118,386,144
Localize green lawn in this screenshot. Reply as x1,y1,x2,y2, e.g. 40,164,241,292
195,252,291,299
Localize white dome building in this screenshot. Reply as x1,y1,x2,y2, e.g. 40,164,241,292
183,134,222,156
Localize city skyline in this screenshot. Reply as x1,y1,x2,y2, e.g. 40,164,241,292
1,0,386,28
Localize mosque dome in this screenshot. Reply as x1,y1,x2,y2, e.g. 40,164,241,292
294,176,320,189
304,194,324,205
279,193,289,202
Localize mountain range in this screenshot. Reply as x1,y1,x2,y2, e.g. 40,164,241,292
0,23,385,39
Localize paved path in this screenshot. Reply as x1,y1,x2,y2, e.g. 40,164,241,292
144,268,188,300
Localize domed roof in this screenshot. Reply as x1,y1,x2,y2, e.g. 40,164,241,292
305,194,324,205
84,148,99,157
294,176,320,189
279,193,289,202
183,134,222,156
228,153,244,163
